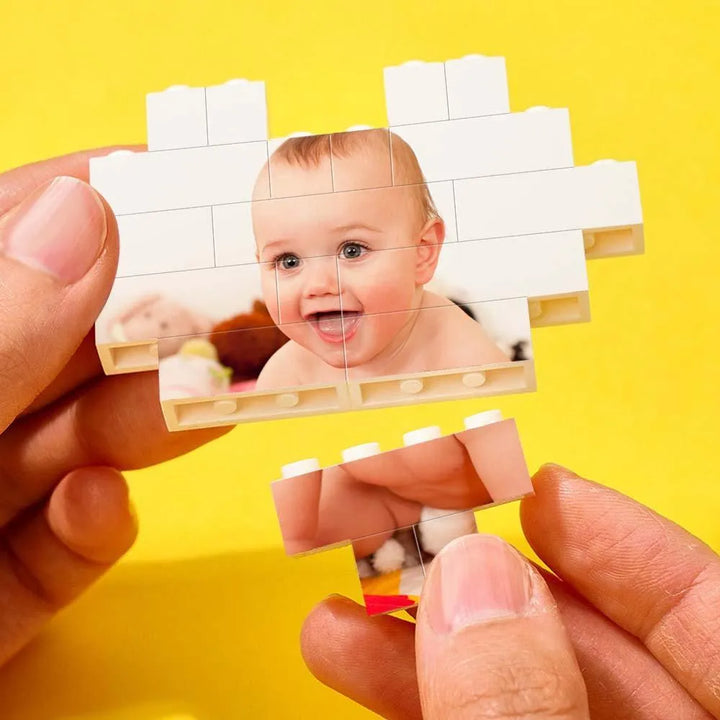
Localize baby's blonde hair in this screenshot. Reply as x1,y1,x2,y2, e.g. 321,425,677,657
271,129,438,224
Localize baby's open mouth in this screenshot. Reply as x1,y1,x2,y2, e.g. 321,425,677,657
307,311,362,343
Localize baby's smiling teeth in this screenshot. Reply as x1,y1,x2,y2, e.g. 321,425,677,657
309,310,362,339
310,311,343,336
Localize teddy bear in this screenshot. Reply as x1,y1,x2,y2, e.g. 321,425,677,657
209,300,288,383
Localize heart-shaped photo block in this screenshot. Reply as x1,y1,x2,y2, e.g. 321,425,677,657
90,55,642,429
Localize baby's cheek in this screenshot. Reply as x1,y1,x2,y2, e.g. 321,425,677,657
356,257,417,314
278,322,302,345
259,272,280,324
275,278,304,325
360,277,416,315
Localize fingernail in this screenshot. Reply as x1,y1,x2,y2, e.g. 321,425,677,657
535,463,580,482
0,176,107,284
537,462,573,473
325,593,353,606
427,534,532,634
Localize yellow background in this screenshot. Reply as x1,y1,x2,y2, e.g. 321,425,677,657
1,0,719,717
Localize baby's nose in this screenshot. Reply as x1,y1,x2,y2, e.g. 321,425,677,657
302,257,340,296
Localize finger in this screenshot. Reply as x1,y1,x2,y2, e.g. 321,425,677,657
0,146,143,217
0,371,229,524
300,573,711,719
0,176,118,432
301,595,421,720
0,147,144,419
521,464,720,717
539,568,713,720
0,466,136,665
21,332,102,416
416,534,589,719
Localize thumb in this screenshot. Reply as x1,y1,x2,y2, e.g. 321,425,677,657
0,176,117,431
416,534,589,720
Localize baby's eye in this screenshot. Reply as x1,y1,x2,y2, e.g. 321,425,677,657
276,253,302,271
340,242,367,260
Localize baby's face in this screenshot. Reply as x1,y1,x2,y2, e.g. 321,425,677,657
252,152,441,369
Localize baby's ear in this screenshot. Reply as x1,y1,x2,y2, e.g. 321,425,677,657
415,217,445,285
420,216,445,246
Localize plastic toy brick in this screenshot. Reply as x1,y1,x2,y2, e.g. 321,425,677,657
154,322,534,430
89,53,644,429
345,361,534,413
354,510,480,616
384,55,509,126
146,80,268,151
90,143,270,215
95,262,273,374
390,108,573,184
272,411,530,558
211,203,259,266
436,232,591,325
84,54,647,617
383,60,450,126
146,85,208,151
149,282,534,429
160,381,352,431
272,409,530,615
342,299,533,387
205,79,268,145
444,55,509,120
115,207,215,278
454,161,644,257
340,233,590,322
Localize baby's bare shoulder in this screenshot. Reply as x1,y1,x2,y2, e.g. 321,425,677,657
433,304,510,365
255,341,303,390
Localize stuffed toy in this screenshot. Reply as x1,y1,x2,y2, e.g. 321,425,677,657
158,339,232,400
209,300,288,382
107,294,214,357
